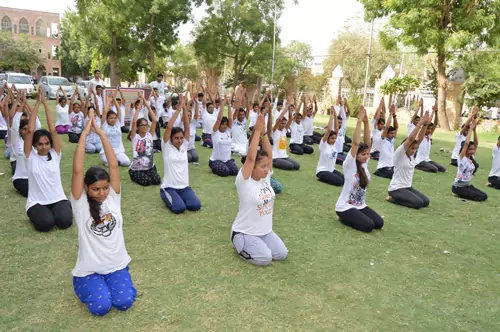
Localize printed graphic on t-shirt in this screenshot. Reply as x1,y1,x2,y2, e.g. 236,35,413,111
131,137,153,170
458,159,473,182
90,212,117,237
347,174,366,206
279,136,287,150
331,151,337,160
256,183,275,217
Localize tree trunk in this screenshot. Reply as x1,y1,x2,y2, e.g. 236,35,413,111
233,56,239,89
109,31,120,87
437,52,451,131
149,15,155,76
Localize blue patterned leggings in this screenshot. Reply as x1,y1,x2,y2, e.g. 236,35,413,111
73,266,136,316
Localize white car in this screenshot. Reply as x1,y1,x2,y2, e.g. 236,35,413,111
0,73,35,97
39,76,74,100
77,81,91,98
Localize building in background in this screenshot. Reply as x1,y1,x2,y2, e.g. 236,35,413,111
0,6,61,77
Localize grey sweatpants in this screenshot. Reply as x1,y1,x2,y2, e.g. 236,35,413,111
231,231,288,266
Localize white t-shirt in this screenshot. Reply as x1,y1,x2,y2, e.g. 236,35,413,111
187,114,197,151
0,112,7,130
303,115,314,136
249,110,258,128
161,140,189,189
111,104,127,123
55,104,70,126
451,132,466,160
69,112,84,134
290,121,304,145
232,118,248,147
210,129,232,162
202,109,219,134
415,135,432,164
149,81,167,96
272,128,288,159
101,120,125,154
85,116,102,144
26,149,67,211
454,156,475,186
165,107,182,128
71,187,131,277
12,136,28,180
316,140,338,174
231,169,275,236
335,129,346,154
10,113,41,162
388,144,417,191
336,153,370,212
371,128,383,153
130,133,154,171
489,145,500,177
377,138,395,169
130,107,149,123
89,78,106,90
407,122,416,136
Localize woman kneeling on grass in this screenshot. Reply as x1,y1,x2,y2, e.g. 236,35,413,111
386,111,430,209
71,110,136,317
231,114,288,266
335,107,384,233
452,120,488,201
487,136,500,190
316,106,344,186
160,94,202,214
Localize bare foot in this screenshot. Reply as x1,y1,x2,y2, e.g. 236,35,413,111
386,195,392,202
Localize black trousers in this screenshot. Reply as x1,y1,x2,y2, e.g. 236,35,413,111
316,170,344,186
388,187,430,209
336,207,384,233
374,166,394,179
27,200,73,232
305,133,322,145
121,126,130,133
11,161,16,174
452,185,488,201
451,158,479,174
129,166,162,186
289,143,314,155
0,129,6,139
68,132,80,143
273,158,300,171
488,176,500,190
13,178,28,197
345,135,352,144
416,160,446,173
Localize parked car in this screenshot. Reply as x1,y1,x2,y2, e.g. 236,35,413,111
39,76,74,100
0,72,35,97
77,81,91,98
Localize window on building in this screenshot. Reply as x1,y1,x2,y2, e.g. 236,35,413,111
1,16,12,32
48,52,51,60
31,26,34,35
19,18,29,34
52,68,60,76
36,19,46,36
13,24,17,34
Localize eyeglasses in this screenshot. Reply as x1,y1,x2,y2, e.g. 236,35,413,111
139,124,148,127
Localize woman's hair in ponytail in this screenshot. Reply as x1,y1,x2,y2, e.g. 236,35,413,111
84,166,111,225
356,143,369,189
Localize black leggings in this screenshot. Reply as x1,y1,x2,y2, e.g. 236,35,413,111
451,158,479,174
27,200,73,232
121,126,130,133
0,130,6,139
336,207,384,233
273,158,301,171
316,170,344,186
68,132,80,143
11,161,16,174
416,160,446,173
452,185,488,201
13,179,28,197
488,176,500,190
129,166,162,186
374,167,394,179
289,143,314,155
388,187,430,209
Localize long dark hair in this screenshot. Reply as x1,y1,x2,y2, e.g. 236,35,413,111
170,127,184,139
356,143,369,189
19,119,29,137
32,129,53,161
84,166,110,225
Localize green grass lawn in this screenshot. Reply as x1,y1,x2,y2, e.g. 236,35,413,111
1,106,500,331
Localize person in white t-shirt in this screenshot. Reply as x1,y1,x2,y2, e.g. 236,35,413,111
387,111,431,209
92,85,105,116
209,95,239,176
289,95,314,155
100,96,131,167
89,69,106,91
231,114,288,266
147,73,167,96
182,101,200,163
370,99,386,160
24,92,73,232
12,118,30,196
487,136,500,189
272,103,300,170
316,106,344,186
415,105,446,173
336,106,384,233
70,110,136,316
128,101,161,186
334,96,351,165
68,88,85,143
303,94,322,145
201,100,219,148
451,119,487,201
451,107,478,168
55,86,71,134
407,98,423,136
84,105,103,154
160,94,202,214
231,105,248,156
374,104,399,179
111,87,130,134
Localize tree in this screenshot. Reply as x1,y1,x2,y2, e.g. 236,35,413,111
460,50,500,107
165,42,199,84
379,74,420,105
193,0,292,88
359,0,500,130
0,33,43,72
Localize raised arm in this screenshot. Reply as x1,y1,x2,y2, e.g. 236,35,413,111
163,107,182,143
322,106,336,143
460,120,475,159
212,96,227,132
392,106,399,135
473,119,479,148
312,94,319,116
350,107,367,158
41,92,61,154
430,104,438,135
242,114,265,179
405,111,429,150
118,86,126,104
24,93,41,158
93,116,120,193
181,95,190,140
101,95,112,126
410,99,422,124
69,87,77,114
382,105,394,139
461,107,478,135
227,94,233,129
72,109,94,199
129,101,140,138
363,111,371,146
59,85,69,103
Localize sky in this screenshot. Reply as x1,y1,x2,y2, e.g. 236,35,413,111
0,0,366,59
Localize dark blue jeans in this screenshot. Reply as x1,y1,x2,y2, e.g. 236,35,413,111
160,186,202,214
